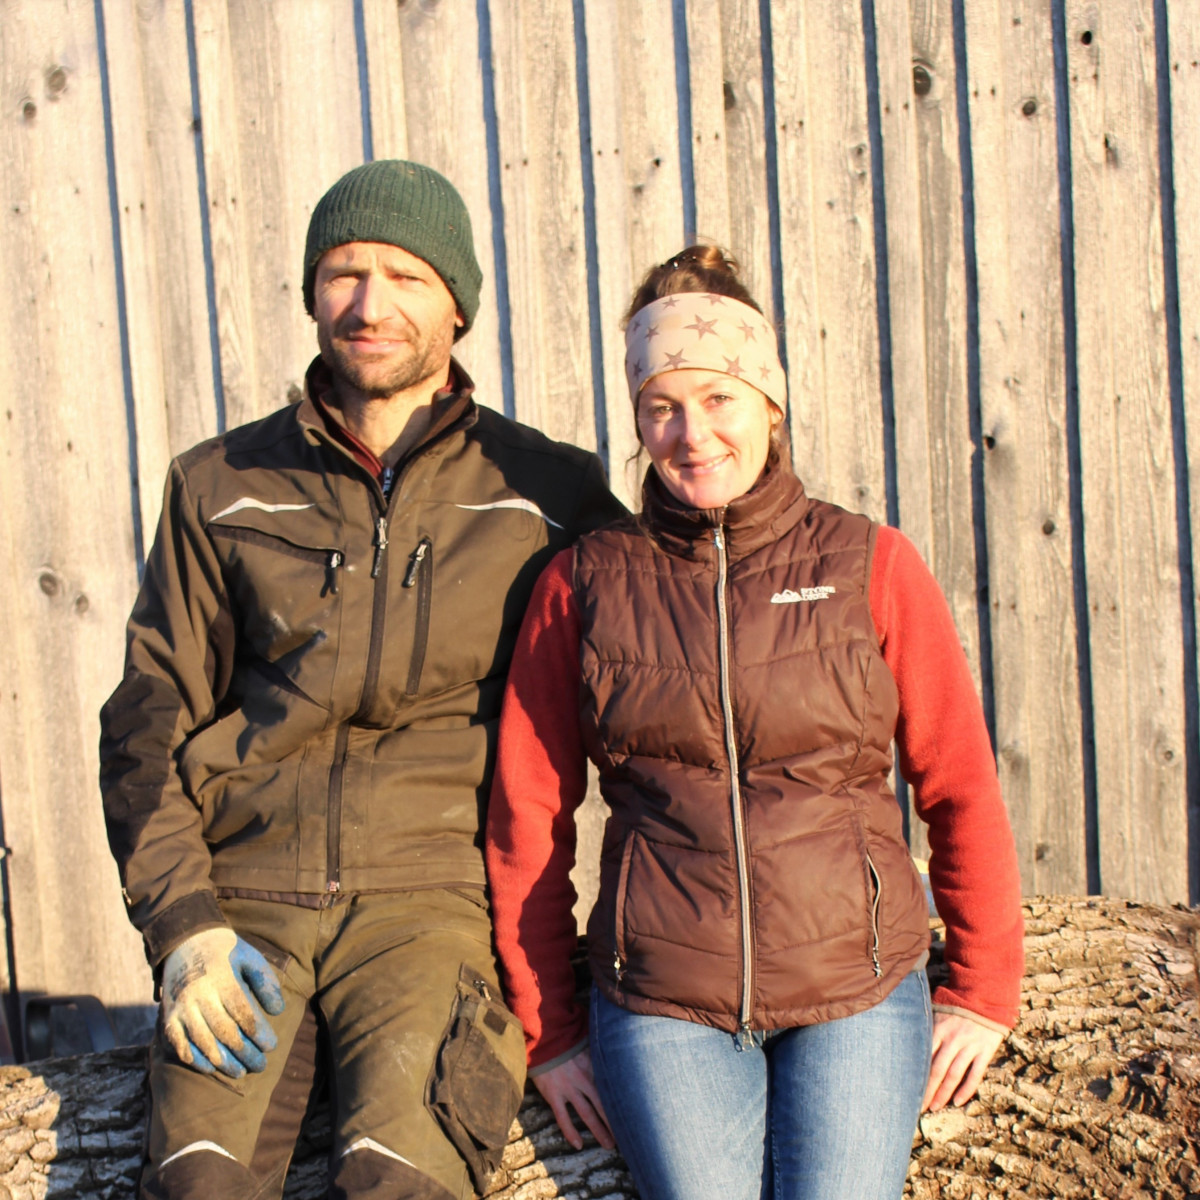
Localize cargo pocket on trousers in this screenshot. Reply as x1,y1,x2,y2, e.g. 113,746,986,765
426,963,526,1194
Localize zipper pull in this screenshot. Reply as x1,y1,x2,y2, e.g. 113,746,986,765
613,953,625,985
326,550,343,595
402,538,430,588
371,517,389,578
735,1023,755,1052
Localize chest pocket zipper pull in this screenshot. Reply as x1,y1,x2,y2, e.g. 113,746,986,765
403,538,430,588
371,517,389,578
325,550,343,596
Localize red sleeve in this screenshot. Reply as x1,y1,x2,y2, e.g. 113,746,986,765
870,526,1025,1028
485,549,590,1068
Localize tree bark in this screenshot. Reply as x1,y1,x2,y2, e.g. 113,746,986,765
0,897,1194,1199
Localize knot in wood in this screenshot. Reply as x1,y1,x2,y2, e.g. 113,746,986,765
913,64,933,97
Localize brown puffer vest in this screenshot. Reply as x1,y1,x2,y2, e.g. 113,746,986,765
576,459,930,1034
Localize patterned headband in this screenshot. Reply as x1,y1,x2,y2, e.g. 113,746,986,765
624,292,788,413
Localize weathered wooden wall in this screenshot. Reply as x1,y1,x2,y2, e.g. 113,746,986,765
0,0,1197,1034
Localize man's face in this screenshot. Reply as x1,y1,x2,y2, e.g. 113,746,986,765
313,241,463,399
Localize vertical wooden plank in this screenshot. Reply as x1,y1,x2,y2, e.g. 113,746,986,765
391,0,504,412
1067,0,1187,902
361,0,408,160
1166,3,1200,755
0,0,152,1020
190,0,259,428
103,0,218,542
585,0,686,505
874,0,933,561
714,0,773,311
964,0,1085,895
685,0,733,246
904,1,980,696
194,0,364,428
771,0,885,519
882,2,979,861
489,1,595,447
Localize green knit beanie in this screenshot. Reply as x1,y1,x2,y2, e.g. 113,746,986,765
302,160,482,331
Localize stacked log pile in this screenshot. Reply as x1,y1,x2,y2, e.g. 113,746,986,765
0,897,1194,1199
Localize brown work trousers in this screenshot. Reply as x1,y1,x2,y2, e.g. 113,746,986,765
140,889,525,1200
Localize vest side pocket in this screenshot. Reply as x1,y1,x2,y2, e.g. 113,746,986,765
425,964,527,1193
612,830,637,985
852,815,883,976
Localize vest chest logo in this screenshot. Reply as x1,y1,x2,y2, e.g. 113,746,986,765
770,586,836,604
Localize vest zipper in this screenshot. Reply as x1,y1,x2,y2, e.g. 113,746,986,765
714,525,755,1035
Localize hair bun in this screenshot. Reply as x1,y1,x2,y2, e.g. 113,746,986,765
625,243,761,324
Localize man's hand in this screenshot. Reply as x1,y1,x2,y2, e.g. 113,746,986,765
161,928,285,1078
532,1049,615,1150
922,1011,1005,1112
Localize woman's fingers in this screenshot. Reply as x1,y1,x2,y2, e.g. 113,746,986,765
532,1051,616,1150
923,1013,1004,1112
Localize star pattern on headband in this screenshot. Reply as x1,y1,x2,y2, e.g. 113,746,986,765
625,292,787,414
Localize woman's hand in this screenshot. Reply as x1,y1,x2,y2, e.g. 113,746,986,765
922,1012,1005,1112
532,1048,615,1150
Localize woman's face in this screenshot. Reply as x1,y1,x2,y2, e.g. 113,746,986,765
636,368,778,509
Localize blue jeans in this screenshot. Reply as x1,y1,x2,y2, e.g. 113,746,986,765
590,972,931,1200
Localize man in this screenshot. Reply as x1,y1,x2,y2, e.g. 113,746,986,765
99,160,623,1200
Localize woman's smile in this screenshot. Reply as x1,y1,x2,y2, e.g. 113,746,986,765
636,368,779,509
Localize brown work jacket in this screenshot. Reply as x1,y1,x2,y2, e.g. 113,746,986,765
576,458,930,1033
100,358,623,966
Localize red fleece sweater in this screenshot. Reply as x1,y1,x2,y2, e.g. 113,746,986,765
486,525,1025,1069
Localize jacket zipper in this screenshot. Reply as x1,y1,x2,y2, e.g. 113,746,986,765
403,537,433,695
326,722,351,892
326,550,343,596
866,851,883,977
208,526,344,594
714,525,755,1044
329,506,392,891
316,408,474,896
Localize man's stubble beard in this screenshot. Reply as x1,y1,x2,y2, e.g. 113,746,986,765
319,317,455,401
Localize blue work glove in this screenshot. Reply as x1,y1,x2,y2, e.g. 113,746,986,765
160,927,285,1078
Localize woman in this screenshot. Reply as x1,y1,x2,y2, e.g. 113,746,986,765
486,246,1023,1200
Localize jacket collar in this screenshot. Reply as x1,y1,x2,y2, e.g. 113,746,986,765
640,447,810,562
297,355,478,471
